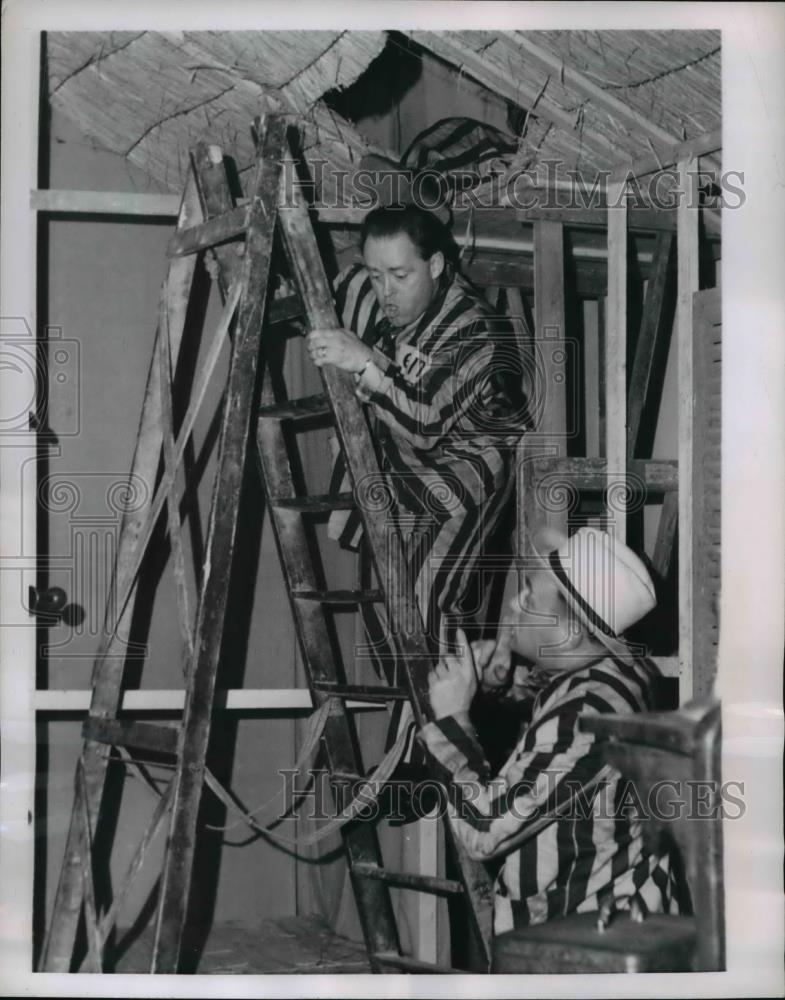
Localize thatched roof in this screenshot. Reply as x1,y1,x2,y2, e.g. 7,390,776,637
46,30,389,201
46,29,721,204
407,30,720,176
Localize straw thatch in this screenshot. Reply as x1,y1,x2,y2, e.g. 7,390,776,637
47,30,389,202
47,29,721,203
407,30,720,176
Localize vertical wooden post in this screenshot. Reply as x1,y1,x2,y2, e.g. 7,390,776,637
691,288,722,697
627,231,675,457
533,220,568,535
597,296,606,459
0,26,40,977
677,158,700,703
606,180,628,545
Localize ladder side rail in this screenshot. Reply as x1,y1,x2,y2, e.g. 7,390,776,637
150,117,286,972
39,166,206,972
276,192,433,711
254,174,401,960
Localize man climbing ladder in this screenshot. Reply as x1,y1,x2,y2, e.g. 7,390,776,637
307,203,528,777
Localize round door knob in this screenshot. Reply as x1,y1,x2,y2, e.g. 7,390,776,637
29,586,68,616
28,586,85,626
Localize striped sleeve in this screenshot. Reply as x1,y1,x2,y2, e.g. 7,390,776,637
364,328,496,451
419,698,600,862
333,263,398,376
419,662,653,863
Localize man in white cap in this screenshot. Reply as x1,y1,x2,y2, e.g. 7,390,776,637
419,526,677,935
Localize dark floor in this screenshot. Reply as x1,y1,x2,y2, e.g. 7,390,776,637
114,914,371,974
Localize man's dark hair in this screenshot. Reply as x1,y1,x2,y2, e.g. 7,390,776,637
360,203,459,268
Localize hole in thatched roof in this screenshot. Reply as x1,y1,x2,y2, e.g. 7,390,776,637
324,31,531,158
323,33,423,128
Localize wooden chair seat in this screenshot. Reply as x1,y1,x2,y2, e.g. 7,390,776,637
492,912,696,974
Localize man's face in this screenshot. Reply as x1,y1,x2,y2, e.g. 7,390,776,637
362,232,444,328
506,569,576,666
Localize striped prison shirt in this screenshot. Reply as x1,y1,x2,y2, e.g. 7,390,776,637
400,116,519,196
418,653,678,934
328,262,529,554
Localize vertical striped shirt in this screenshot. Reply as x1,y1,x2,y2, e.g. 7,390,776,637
418,653,677,934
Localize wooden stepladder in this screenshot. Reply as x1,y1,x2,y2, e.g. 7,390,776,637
40,115,494,975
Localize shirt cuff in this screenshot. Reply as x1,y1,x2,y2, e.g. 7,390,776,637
355,359,388,396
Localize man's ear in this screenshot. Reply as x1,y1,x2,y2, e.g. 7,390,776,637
429,251,445,281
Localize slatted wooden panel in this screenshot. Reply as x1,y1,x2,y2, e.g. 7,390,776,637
691,288,722,697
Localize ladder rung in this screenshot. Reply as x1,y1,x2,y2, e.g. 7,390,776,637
292,588,383,604
273,492,355,512
267,293,304,326
313,683,410,702
257,394,331,421
353,862,463,896
371,951,457,974
82,718,179,756
330,770,366,784
167,204,248,257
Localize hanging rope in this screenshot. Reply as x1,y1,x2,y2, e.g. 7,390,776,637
110,699,617,855
108,697,415,847
203,709,413,847
203,696,337,834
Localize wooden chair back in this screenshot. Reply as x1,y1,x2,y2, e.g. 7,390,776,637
491,696,725,973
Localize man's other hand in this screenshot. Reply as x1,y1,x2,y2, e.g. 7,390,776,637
476,628,513,694
428,628,478,720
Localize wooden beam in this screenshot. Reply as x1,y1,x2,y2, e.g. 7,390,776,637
691,287,722,698
627,231,675,457
519,439,556,557
533,220,568,534
515,204,678,232
504,285,532,365
677,158,700,703
597,296,606,457
31,189,180,215
82,718,179,756
167,204,248,257
407,32,621,162
529,457,678,493
464,253,642,299
606,181,628,542
32,688,384,712
610,128,722,183
30,190,715,246
652,491,679,581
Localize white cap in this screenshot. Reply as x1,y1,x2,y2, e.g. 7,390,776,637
534,526,657,657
